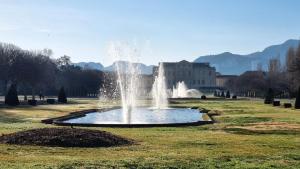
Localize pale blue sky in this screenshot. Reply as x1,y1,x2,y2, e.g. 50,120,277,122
0,0,300,66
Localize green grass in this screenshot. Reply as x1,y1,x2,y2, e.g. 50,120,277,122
0,98,299,168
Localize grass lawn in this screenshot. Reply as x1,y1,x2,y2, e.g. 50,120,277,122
0,98,299,169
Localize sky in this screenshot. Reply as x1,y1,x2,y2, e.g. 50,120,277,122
0,0,300,66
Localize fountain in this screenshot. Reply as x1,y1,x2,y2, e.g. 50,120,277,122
46,43,212,127
172,81,203,98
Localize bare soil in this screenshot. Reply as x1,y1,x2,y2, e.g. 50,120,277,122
0,127,134,147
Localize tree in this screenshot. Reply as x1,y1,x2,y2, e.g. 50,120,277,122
58,87,67,103
286,45,300,94
56,55,71,67
0,43,22,95
5,84,19,106
213,90,218,97
221,91,225,97
226,91,231,98
264,88,274,104
232,71,267,97
295,86,300,109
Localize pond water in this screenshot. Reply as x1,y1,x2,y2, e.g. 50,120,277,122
63,107,204,125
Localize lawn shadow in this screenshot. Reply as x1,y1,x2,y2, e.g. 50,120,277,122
224,127,300,135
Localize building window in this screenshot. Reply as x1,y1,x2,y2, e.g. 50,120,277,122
202,80,205,85
198,80,200,84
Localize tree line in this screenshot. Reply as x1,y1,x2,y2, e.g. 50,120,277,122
225,43,300,98
0,42,103,100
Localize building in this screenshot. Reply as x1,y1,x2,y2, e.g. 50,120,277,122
153,60,217,92
216,75,238,88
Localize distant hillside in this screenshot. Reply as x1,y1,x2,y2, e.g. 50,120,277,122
103,61,154,75
75,61,154,75
74,62,104,70
194,39,300,75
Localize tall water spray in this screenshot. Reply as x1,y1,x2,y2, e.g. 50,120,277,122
152,63,168,109
172,81,188,98
107,42,141,124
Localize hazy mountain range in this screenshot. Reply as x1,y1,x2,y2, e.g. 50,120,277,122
75,61,154,75
194,39,299,74
75,39,299,75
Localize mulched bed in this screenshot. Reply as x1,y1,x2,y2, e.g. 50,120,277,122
0,128,134,147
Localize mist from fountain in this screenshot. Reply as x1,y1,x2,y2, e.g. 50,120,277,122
152,63,169,109
172,81,203,98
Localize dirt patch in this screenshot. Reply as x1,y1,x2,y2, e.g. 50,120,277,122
0,128,134,147
235,122,300,131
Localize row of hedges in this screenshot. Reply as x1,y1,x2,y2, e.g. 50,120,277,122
4,85,68,106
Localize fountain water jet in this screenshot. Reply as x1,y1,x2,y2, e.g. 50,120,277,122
172,81,203,98
172,81,188,98
152,63,168,109
107,42,141,124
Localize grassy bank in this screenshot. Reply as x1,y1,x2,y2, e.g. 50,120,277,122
0,98,299,169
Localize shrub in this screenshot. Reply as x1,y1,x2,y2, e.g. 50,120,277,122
201,95,207,99
28,100,37,106
284,103,292,108
58,87,67,103
232,95,237,99
273,101,280,106
5,84,20,106
264,88,274,104
47,99,56,104
295,86,300,109
221,91,225,97
226,91,231,98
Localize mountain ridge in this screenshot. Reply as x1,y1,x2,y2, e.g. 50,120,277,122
194,39,299,74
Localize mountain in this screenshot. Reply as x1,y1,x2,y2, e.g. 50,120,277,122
74,62,104,70
103,61,154,75
194,39,300,75
75,61,154,75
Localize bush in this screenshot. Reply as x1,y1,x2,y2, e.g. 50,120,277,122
58,87,67,103
273,101,280,106
284,103,292,108
232,95,237,99
28,100,37,106
201,95,207,99
5,84,20,106
226,91,231,98
47,99,56,104
264,88,274,104
295,86,300,109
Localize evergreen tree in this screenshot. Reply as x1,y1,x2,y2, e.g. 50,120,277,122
214,90,218,97
221,91,225,97
58,87,67,103
295,86,300,109
226,91,231,98
264,88,274,104
5,84,20,106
